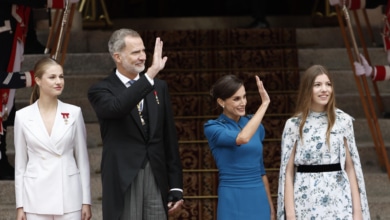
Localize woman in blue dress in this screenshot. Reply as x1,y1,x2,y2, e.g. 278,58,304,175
204,74,275,220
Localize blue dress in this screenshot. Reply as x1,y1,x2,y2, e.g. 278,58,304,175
204,114,271,220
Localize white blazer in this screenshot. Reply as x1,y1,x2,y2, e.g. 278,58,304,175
14,100,91,215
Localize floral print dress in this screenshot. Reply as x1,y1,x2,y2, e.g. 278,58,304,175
277,109,370,220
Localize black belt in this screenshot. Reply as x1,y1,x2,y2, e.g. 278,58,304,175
297,163,341,173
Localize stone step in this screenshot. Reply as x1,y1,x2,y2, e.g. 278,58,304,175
330,70,390,95
358,145,390,174
21,54,113,74
353,119,390,144
299,47,390,70
335,94,390,118
364,172,390,219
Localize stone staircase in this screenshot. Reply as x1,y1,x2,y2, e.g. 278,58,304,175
1,11,390,219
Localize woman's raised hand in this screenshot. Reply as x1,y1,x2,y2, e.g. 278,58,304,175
256,75,270,106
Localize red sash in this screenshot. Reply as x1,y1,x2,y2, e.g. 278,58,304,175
0,5,30,134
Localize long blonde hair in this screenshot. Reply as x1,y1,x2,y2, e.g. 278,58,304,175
293,65,336,145
30,57,62,104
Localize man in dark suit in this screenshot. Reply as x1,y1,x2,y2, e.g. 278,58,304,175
88,28,184,220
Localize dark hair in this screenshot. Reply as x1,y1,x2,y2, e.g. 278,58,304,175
30,57,62,104
210,74,244,101
294,64,336,145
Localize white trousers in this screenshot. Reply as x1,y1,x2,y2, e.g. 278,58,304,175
25,210,81,220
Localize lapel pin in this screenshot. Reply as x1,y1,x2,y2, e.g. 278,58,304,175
154,90,160,105
61,112,69,125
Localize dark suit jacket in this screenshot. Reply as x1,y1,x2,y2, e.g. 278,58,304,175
88,70,183,220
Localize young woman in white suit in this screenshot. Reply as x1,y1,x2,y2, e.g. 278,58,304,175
14,57,92,220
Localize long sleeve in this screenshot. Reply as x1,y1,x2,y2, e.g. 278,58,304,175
73,108,91,205
14,110,28,208
277,117,299,219
340,112,370,218
0,70,34,89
